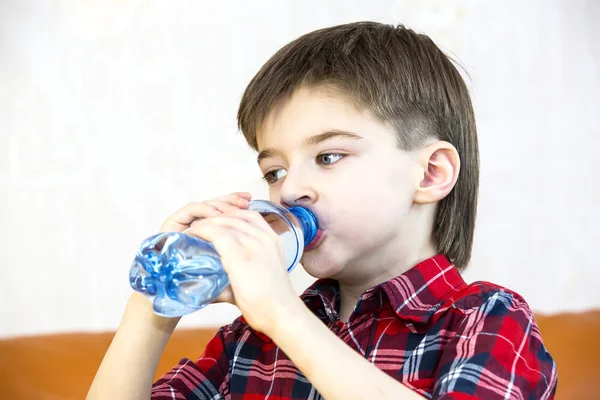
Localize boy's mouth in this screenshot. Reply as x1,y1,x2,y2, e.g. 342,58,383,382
305,229,325,251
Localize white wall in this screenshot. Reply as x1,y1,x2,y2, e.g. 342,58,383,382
1,0,598,338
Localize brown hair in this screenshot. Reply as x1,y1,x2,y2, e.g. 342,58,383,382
237,22,479,271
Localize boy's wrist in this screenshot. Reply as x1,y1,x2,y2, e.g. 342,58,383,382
122,292,181,334
87,292,181,400
266,294,311,342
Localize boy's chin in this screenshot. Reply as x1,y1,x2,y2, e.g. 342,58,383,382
300,253,346,280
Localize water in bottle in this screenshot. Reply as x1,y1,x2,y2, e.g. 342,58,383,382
129,200,319,317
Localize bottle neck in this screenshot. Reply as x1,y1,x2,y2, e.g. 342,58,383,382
288,206,319,246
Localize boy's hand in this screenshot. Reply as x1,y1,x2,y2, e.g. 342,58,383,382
184,208,299,335
159,192,252,233
159,192,252,304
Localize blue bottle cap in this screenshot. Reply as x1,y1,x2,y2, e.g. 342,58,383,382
288,206,319,246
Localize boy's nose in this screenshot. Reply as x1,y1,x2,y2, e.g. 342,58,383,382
281,195,312,209
279,171,317,207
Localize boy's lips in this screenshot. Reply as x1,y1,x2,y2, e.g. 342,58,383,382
305,229,325,251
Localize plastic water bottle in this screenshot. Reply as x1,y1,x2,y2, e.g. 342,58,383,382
129,200,319,317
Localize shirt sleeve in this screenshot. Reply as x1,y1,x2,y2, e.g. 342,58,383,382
151,327,230,399
433,290,558,400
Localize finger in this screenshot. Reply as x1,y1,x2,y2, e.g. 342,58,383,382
186,216,269,246
187,222,240,244
203,199,246,214
160,202,223,232
221,209,276,236
212,192,252,209
187,198,253,229
226,192,252,201
186,224,252,268
160,193,251,232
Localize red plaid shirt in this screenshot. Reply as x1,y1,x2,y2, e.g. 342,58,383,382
152,255,557,399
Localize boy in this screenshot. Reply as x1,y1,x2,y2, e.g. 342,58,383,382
88,22,557,399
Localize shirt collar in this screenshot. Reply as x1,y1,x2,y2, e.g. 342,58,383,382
301,277,340,324
300,254,467,325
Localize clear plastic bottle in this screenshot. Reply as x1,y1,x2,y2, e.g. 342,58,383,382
129,200,319,317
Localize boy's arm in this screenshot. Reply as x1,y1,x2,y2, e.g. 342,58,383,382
87,193,250,399
271,296,426,400
86,292,180,400
87,294,231,400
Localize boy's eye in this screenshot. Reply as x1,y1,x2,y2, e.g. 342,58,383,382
317,153,345,165
261,154,345,185
262,169,287,184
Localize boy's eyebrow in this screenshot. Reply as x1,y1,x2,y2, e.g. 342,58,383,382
257,130,363,164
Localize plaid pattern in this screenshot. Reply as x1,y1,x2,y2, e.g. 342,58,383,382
152,255,557,399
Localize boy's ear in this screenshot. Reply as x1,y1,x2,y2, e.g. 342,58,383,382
414,141,460,204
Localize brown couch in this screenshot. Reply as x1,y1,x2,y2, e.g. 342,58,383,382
1,310,598,399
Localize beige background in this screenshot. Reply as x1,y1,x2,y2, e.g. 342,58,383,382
1,0,598,338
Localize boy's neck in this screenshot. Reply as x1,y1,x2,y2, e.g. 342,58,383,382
336,244,437,323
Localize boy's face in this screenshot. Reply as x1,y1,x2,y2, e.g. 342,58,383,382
256,86,427,284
